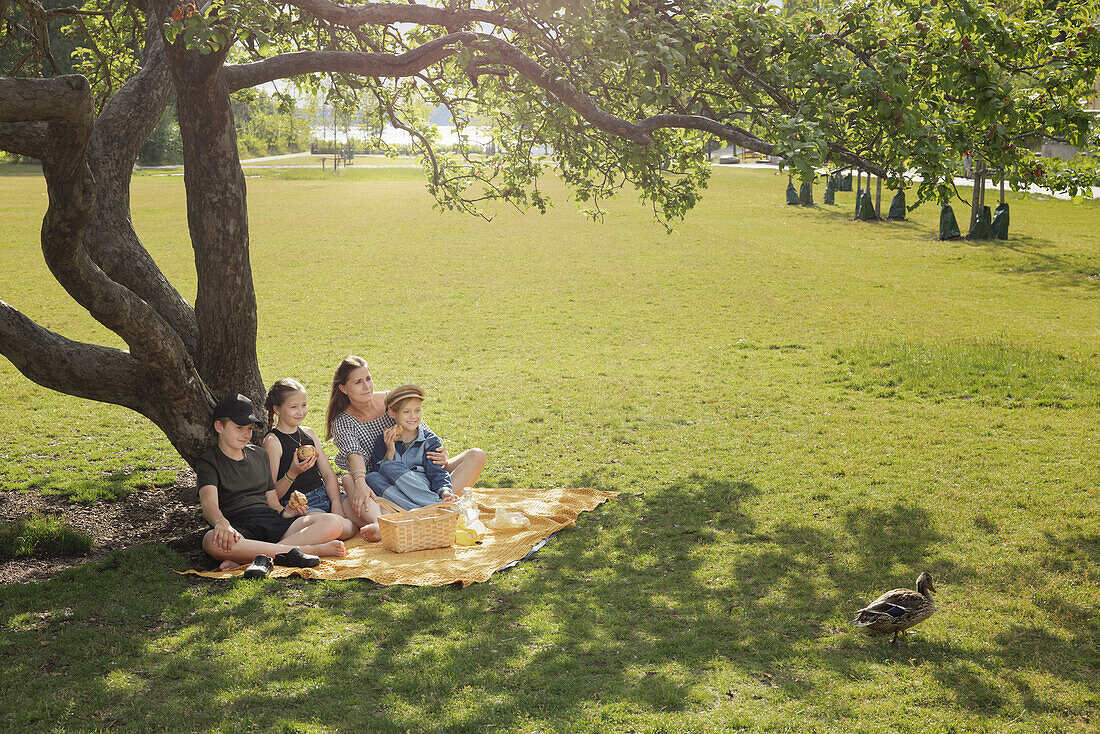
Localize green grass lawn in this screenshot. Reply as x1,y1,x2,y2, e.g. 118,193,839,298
1,162,1098,733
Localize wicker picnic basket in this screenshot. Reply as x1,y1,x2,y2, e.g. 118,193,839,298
374,497,460,553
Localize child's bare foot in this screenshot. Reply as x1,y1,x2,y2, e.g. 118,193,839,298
360,522,382,542
311,539,345,557
218,559,242,572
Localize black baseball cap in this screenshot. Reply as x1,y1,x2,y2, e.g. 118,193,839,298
213,393,262,426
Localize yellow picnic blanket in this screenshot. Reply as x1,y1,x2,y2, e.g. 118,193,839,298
182,487,616,585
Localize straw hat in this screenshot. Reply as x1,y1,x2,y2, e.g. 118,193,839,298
385,384,425,411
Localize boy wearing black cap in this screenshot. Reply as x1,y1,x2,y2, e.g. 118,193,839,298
197,393,346,575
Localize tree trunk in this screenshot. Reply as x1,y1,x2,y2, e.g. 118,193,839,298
875,176,882,219
166,34,264,414
970,158,985,231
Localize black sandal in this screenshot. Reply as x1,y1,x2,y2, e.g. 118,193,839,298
273,547,320,568
242,555,273,579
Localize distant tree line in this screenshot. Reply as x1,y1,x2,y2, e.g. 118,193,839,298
3,90,309,166
231,91,311,161
135,91,310,166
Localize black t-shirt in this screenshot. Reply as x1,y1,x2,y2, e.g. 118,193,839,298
265,428,323,500
194,444,274,518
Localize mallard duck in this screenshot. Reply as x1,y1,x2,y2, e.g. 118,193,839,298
850,572,936,643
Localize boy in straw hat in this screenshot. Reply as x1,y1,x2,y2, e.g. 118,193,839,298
365,384,457,509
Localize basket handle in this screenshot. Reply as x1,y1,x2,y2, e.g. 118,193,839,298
374,496,455,520
374,496,410,516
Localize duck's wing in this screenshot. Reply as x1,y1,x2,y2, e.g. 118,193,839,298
862,600,909,618
869,588,927,611
852,587,934,628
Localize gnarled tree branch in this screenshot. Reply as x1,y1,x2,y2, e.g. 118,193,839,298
2,72,216,463
0,75,92,124
0,299,153,412
0,120,46,157
3,75,204,407
225,32,884,178
640,114,888,177
84,13,200,357
223,37,461,92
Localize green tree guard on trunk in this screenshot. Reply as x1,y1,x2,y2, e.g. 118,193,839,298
968,205,992,239
786,180,799,205
887,190,906,220
823,177,835,205
990,202,1010,239
857,191,878,220
799,181,813,205
940,204,961,239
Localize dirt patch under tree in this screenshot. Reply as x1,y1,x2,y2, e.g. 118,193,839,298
0,470,208,584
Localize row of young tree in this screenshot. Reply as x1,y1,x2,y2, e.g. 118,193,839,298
1,0,1098,467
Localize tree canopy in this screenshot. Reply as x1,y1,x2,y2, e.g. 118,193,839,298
1,0,1098,465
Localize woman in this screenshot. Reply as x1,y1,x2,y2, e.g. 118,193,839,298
325,355,487,537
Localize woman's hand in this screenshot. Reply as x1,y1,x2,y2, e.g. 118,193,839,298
427,443,450,469
351,489,369,517
212,519,241,552
349,480,376,516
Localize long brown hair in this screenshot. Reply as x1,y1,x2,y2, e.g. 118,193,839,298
325,355,367,440
265,377,305,429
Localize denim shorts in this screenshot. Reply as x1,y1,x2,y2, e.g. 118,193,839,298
300,486,346,514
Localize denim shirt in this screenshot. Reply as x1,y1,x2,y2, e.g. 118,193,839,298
370,425,452,495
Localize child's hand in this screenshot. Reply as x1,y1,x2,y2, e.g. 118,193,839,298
288,450,316,478
284,490,309,517
383,425,401,447
441,491,458,502
212,519,241,551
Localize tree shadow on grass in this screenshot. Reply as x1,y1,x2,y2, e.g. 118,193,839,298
801,201,930,233
964,234,1100,288
1,474,1097,732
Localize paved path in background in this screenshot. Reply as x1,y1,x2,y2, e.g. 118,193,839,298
138,152,307,170
239,152,309,164
239,152,421,168
140,152,422,173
